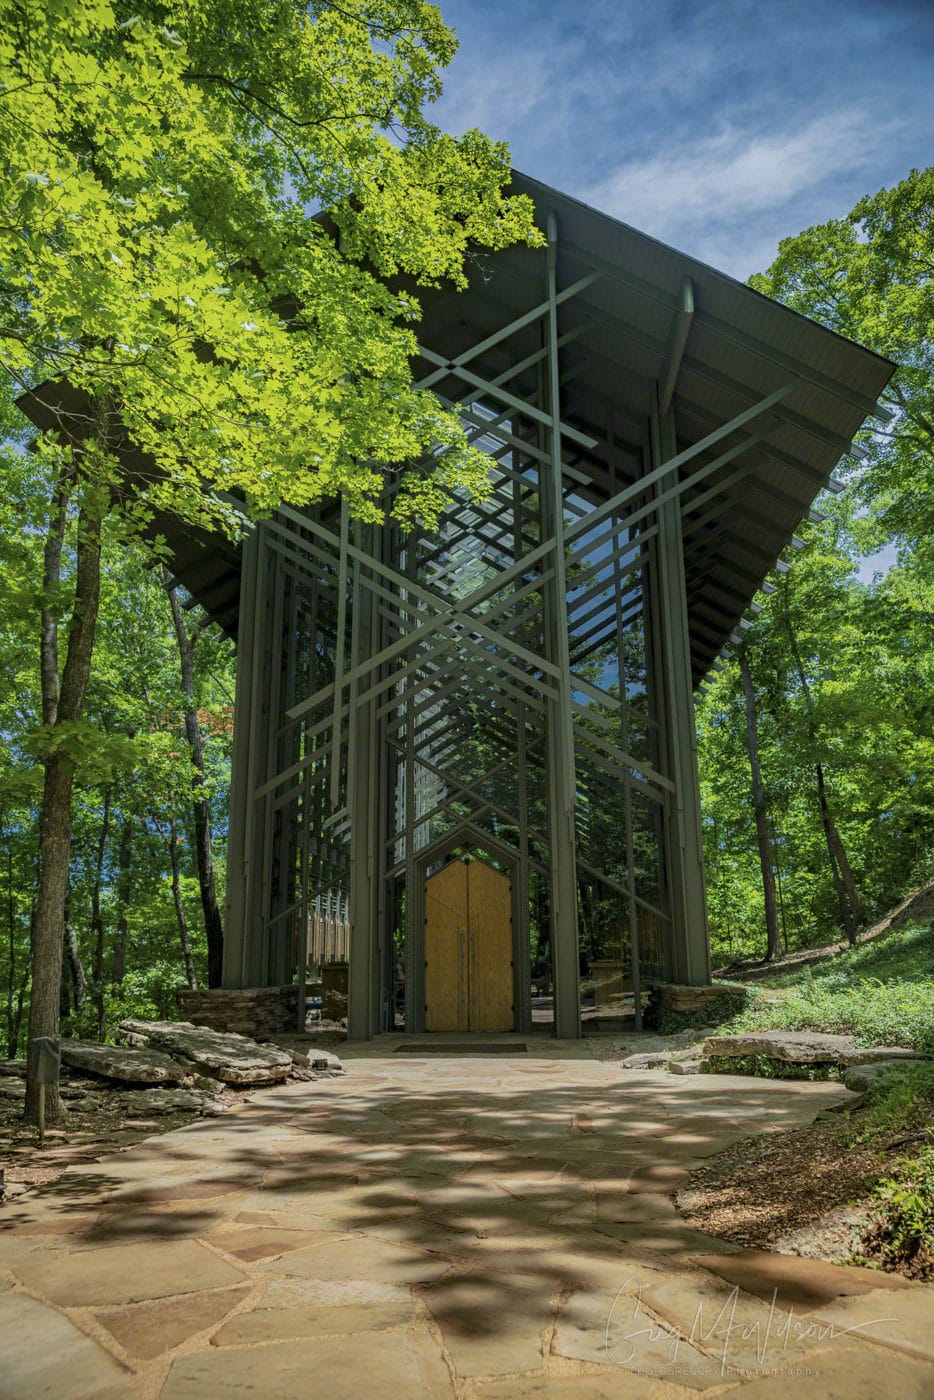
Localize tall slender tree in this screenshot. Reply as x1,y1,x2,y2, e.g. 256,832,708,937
164,580,225,987
738,645,782,961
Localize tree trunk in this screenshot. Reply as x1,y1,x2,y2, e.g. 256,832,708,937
90,787,111,1040
783,611,866,937
816,762,865,942
64,884,87,1015
5,843,22,1058
40,470,71,726
738,648,782,961
25,498,102,1125
169,820,198,991
770,822,790,953
60,882,73,1019
112,817,133,985
165,581,224,987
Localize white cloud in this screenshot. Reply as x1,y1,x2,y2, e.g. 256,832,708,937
428,1,931,280
430,26,579,150
582,108,902,275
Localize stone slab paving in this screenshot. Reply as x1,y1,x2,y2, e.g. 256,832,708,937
0,1037,932,1398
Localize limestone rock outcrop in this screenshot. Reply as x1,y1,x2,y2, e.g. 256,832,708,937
118,1020,292,1085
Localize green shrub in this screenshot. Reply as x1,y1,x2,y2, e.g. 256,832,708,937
727,976,934,1054
723,923,934,1054
863,1146,934,1278
859,1062,934,1141
704,1053,841,1081
655,984,753,1035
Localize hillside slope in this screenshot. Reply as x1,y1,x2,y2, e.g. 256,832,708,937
715,880,934,984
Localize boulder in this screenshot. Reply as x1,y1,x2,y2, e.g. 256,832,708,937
842,1060,926,1093
702,1030,921,1066
119,1031,150,1047
309,1050,344,1074
0,1060,25,1078
118,1019,292,1085
668,1058,703,1075
841,1045,925,1064
60,1082,103,1100
116,1088,215,1115
619,1051,673,1069
59,1039,186,1085
190,1073,226,1096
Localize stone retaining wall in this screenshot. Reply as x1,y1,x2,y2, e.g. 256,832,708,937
644,981,750,1030
177,986,299,1040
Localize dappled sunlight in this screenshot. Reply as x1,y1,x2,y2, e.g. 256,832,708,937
2,1047,914,1393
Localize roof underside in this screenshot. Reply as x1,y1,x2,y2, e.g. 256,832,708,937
18,171,894,683
412,172,894,682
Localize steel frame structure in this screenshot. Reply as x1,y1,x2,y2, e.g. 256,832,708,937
223,211,719,1040
14,174,892,1044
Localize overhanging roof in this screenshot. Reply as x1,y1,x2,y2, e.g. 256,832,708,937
411,171,895,682
17,170,894,683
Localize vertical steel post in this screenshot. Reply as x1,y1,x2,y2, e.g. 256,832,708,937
366,523,384,1035
512,461,532,1032
330,499,350,811
402,537,423,1031
608,435,643,1028
375,520,393,1031
651,396,711,985
264,546,290,985
222,525,259,988
228,523,275,988
346,520,378,1039
543,211,581,1038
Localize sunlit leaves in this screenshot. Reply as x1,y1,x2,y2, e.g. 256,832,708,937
0,0,540,531
749,167,934,560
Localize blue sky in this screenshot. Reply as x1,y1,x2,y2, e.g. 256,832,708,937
430,0,934,280
430,0,931,582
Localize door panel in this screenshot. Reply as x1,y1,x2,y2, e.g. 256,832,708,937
424,857,513,1032
469,859,513,1031
425,859,468,1031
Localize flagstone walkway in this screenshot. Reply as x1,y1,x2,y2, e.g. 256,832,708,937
1,1036,933,1398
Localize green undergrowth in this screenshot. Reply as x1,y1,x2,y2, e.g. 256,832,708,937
851,1065,934,1276
762,919,934,989
698,921,934,1055
682,922,934,1277
863,1145,934,1278
860,1062,934,1141
703,1053,841,1081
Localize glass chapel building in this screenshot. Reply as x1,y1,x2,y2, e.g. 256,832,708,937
21,175,894,1040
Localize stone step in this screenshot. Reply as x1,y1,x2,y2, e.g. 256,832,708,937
60,1039,187,1085
703,1029,923,1066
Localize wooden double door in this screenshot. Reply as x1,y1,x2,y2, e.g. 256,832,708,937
424,858,513,1032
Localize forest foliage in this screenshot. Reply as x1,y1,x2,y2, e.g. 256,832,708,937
0,0,539,1103
0,424,237,1053
698,167,934,967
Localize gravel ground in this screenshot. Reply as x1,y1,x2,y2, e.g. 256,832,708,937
586,1029,705,1061
675,1106,914,1269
